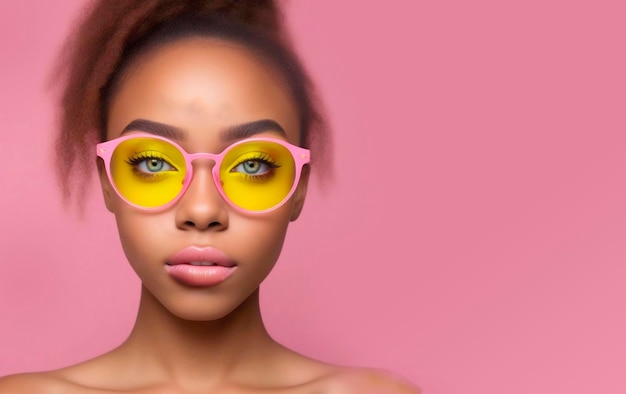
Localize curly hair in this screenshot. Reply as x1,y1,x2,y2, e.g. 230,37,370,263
51,0,332,209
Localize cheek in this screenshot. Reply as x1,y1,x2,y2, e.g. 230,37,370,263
229,213,291,261
113,207,173,272
225,208,294,275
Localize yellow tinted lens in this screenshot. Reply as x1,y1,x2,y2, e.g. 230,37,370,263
220,140,295,211
110,137,186,208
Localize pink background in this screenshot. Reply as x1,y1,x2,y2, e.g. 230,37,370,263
1,1,625,393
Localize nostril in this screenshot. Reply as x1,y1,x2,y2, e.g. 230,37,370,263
183,220,223,230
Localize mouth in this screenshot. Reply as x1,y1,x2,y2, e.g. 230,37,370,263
167,246,236,267
165,246,238,287
166,261,237,267
187,261,219,266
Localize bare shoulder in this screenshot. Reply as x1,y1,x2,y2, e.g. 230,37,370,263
0,371,70,394
321,367,421,394
0,354,117,393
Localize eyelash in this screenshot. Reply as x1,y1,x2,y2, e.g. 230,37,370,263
126,152,173,179
232,153,280,181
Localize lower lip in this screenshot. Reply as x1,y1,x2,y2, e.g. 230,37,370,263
165,264,237,287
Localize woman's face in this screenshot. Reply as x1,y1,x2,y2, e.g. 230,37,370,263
100,37,307,321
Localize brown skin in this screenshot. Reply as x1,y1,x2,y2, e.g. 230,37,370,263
0,38,420,393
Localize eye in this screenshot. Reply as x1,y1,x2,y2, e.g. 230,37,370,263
126,151,177,176
224,148,282,183
137,158,174,173
230,150,280,179
233,159,272,175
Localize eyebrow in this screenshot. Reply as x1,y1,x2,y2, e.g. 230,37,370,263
121,118,287,142
122,119,186,140
221,119,287,142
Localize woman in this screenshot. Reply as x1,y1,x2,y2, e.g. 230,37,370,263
0,0,419,392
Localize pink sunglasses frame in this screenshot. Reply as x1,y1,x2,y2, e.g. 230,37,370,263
96,133,311,214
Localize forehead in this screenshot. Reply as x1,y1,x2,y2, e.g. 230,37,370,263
106,37,300,146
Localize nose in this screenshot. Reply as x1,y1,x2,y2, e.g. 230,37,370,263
175,164,228,231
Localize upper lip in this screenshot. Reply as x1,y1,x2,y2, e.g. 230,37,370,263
167,246,236,267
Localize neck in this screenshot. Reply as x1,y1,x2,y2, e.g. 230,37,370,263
120,285,278,386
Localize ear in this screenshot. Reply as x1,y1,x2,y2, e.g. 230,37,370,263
290,165,310,222
97,159,115,213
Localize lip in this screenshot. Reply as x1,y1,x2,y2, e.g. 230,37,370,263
166,246,237,287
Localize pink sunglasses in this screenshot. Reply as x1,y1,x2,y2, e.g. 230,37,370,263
97,133,310,213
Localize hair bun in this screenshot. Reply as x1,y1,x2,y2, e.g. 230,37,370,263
129,0,286,44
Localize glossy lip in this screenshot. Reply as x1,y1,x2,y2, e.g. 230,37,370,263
165,246,237,287
167,246,236,267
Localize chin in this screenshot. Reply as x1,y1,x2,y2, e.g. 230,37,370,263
153,286,260,323
170,307,234,322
